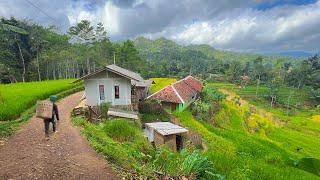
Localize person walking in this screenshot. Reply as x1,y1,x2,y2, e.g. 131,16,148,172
44,95,59,140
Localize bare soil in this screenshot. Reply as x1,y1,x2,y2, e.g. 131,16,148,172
0,92,119,180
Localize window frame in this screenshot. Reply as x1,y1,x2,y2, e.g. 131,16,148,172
114,85,120,99
99,84,105,100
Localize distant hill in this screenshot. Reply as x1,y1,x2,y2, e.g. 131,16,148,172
278,51,314,58
134,37,304,64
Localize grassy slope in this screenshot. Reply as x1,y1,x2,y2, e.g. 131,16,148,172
72,118,153,175
149,78,177,93
175,83,320,179
0,79,78,121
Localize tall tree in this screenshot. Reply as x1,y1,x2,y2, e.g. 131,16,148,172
0,18,29,82
253,57,265,98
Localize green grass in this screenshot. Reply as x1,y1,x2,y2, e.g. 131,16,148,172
0,106,35,137
72,117,222,179
72,117,153,172
149,78,177,93
103,119,144,142
175,108,320,179
0,79,79,121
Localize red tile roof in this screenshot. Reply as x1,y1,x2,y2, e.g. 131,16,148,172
147,76,203,104
184,76,203,92
148,85,182,103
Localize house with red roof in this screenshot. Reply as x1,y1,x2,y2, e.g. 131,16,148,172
147,76,203,112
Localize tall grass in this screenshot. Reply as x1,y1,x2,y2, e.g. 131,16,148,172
149,78,177,93
0,79,78,121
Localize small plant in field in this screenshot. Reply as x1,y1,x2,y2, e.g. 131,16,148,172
180,150,217,179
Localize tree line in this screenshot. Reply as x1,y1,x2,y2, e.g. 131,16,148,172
0,18,144,83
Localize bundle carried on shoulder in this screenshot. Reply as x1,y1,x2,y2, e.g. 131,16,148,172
36,100,53,119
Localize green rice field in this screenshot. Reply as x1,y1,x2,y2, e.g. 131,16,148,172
171,83,320,179
149,78,177,93
0,79,78,121
209,83,312,108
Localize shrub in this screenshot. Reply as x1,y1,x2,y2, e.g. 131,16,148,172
99,102,110,119
139,100,163,114
191,87,226,122
151,148,219,179
202,86,226,103
139,100,170,123
191,99,212,121
71,116,88,127
152,147,183,176
181,149,216,179
103,119,139,142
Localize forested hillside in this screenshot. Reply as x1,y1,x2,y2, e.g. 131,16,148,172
134,37,303,77
134,37,320,105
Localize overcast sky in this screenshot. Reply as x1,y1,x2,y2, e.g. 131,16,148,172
0,0,319,53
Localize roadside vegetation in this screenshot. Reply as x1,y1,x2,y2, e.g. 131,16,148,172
72,117,223,179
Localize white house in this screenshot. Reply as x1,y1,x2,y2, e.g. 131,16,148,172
75,64,153,107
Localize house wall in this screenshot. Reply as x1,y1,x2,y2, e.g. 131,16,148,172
144,126,155,142
154,131,178,151
177,95,198,112
84,70,131,106
161,102,179,112
164,134,177,151
154,131,165,147
135,87,148,101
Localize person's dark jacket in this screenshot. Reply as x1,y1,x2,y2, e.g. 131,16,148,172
52,103,59,121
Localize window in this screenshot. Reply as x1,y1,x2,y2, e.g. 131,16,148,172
114,85,119,99
99,85,105,100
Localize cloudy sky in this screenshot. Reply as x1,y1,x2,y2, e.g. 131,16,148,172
0,0,319,54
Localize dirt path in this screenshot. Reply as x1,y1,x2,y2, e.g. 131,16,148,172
0,92,119,180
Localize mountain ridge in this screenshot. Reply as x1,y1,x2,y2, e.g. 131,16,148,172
133,36,305,63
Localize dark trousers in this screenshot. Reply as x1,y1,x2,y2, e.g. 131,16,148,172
44,119,56,137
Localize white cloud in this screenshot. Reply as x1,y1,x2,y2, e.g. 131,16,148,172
0,0,319,53
101,1,120,35
67,1,120,35
151,1,320,52
68,10,96,25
